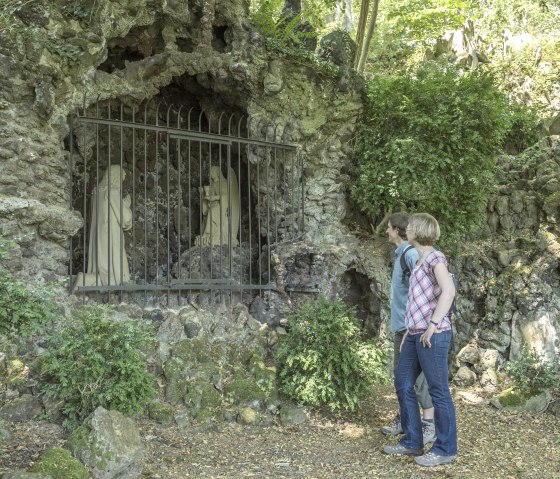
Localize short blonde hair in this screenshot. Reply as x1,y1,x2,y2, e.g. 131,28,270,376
409,213,440,246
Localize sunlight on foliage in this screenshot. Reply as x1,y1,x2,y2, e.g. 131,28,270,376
352,65,512,250
505,344,560,396
277,298,390,412
40,306,156,429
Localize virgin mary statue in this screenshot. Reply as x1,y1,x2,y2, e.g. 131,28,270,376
86,164,132,285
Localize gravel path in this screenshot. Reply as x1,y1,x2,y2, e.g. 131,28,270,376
2,386,559,479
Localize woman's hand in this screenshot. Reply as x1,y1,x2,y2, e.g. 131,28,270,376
420,323,437,348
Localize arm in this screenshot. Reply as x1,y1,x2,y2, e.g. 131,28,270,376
420,262,456,348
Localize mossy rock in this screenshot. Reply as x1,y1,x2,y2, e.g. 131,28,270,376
29,447,90,479
172,338,226,367
224,368,270,405
184,379,223,409
147,401,174,426
237,407,259,425
490,387,552,412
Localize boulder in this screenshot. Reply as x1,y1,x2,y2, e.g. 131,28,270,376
279,404,308,426
0,394,43,422
67,407,143,479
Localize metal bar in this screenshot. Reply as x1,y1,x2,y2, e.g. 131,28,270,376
266,145,271,286
132,107,137,288
107,101,112,298
119,102,124,302
176,106,184,306
76,283,277,292
155,103,161,306
166,105,173,307
75,116,297,149
143,103,148,305
94,102,100,301
256,143,262,289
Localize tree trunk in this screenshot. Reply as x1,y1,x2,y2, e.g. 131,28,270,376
354,0,370,68
357,0,380,72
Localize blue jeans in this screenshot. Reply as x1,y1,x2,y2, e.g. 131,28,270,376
395,330,457,456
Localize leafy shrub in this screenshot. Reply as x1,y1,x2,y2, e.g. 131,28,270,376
352,66,511,248
504,345,559,396
503,102,540,154
41,306,156,428
250,0,316,48
277,297,389,411
0,270,56,338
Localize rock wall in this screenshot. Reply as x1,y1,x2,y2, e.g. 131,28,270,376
452,138,560,388
0,0,365,298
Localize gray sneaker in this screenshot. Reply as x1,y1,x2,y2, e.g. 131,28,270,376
383,444,423,456
414,451,456,467
380,415,403,435
422,420,437,444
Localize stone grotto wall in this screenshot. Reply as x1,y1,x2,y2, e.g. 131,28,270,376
451,138,560,389
1,0,558,388
0,0,377,326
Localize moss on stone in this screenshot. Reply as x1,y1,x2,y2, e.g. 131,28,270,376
225,368,269,404
29,447,90,479
185,379,223,409
544,190,560,205
147,401,174,426
66,424,89,452
495,387,530,407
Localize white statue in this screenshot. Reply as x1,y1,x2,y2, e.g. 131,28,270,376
80,164,132,287
195,166,240,247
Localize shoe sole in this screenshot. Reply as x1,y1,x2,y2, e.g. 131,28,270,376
380,428,403,436
415,456,456,466
383,447,423,456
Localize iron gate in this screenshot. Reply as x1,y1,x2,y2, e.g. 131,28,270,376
68,100,304,306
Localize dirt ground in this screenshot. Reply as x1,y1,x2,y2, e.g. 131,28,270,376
2,385,559,479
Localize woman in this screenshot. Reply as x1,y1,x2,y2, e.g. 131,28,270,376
383,213,457,467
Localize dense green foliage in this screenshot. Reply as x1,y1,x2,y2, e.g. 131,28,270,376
352,66,512,247
504,345,560,396
0,238,56,339
40,307,156,428
0,269,56,338
250,1,315,47
277,298,390,411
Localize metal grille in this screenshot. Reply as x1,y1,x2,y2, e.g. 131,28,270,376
68,100,304,306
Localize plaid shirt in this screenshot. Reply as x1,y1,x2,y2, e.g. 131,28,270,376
405,249,452,333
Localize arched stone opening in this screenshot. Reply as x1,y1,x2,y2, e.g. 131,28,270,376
67,75,304,306
341,269,382,339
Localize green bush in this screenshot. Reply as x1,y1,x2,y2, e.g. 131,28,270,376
503,102,540,154
40,306,156,428
277,298,390,411
504,344,559,396
352,66,511,249
250,0,316,48
0,269,56,339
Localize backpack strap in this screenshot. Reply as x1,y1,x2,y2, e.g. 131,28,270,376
399,245,415,284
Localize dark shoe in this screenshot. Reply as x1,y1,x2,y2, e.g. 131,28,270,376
414,451,456,466
422,420,437,444
380,415,403,435
383,444,423,456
